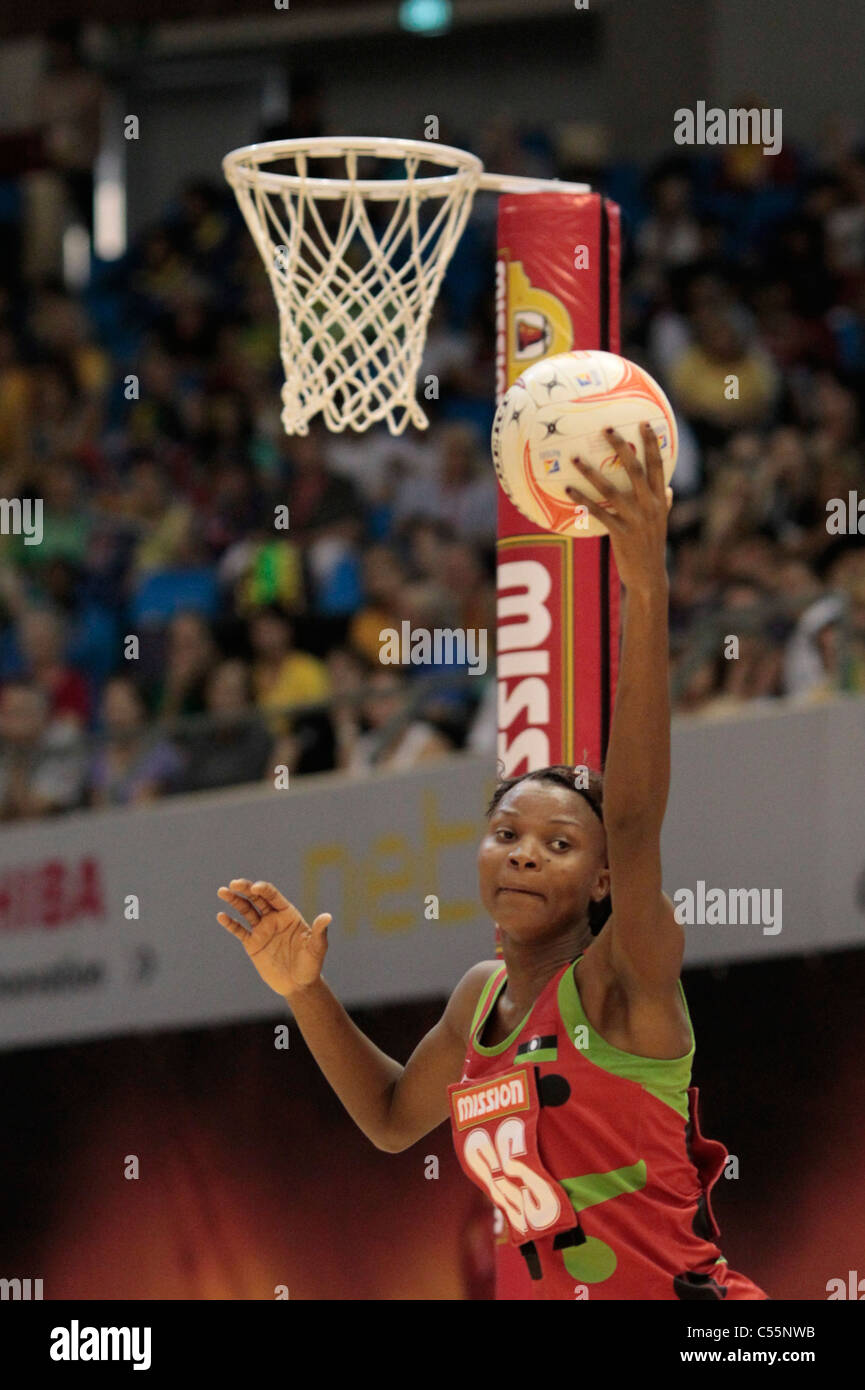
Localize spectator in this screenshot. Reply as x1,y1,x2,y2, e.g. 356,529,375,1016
783,593,848,700
175,659,273,794
771,557,825,615
27,285,110,410
273,704,336,779
341,668,453,773
397,579,478,740
439,539,496,636
125,351,188,448
672,580,786,717
391,422,497,541
668,306,779,443
128,229,191,322
634,165,702,287
758,427,822,546
200,460,266,559
667,538,720,642
86,674,183,808
0,679,85,820
10,459,94,577
154,284,222,369
248,604,331,734
824,153,865,279
28,362,94,467
280,424,364,536
403,518,455,584
466,671,497,755
325,419,432,512
222,529,307,619
766,209,836,319
0,326,33,479
700,461,764,563
128,513,220,627
327,645,372,766
258,69,328,144
150,610,220,724
304,515,364,617
122,456,196,581
419,298,474,399
30,22,105,270
13,605,90,728
39,557,117,699
672,650,727,716
348,544,411,666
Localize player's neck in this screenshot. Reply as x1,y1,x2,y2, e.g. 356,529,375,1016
499,930,587,1016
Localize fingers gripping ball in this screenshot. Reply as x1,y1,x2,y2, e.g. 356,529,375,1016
491,350,678,537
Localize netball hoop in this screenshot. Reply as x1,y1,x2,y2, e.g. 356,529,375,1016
222,136,589,435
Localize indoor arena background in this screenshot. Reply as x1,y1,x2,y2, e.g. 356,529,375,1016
1,0,865,1301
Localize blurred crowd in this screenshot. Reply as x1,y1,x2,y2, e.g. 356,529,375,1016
1,41,865,822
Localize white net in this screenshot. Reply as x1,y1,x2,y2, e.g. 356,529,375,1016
223,138,484,435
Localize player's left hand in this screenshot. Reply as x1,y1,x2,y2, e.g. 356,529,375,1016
565,422,672,593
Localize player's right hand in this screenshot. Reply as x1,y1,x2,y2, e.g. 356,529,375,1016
217,878,331,999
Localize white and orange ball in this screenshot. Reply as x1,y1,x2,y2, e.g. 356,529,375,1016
490,349,678,537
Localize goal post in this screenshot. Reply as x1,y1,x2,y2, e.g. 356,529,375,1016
494,189,623,1299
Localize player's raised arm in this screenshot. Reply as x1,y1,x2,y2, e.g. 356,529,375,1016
217,877,493,1151
566,423,683,993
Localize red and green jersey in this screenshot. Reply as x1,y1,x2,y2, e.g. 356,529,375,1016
447,956,768,1300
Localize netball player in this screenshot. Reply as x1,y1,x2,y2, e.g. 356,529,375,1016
217,422,767,1300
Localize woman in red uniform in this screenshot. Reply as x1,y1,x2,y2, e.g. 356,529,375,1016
217,422,767,1300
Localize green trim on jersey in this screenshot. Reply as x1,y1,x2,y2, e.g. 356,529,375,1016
558,958,695,1122
560,1161,647,1212
471,966,535,1056
468,964,507,1047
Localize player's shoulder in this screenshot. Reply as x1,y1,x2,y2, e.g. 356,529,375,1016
452,959,503,1006
443,959,503,1044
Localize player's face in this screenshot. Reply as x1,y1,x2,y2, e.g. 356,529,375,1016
477,782,610,941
